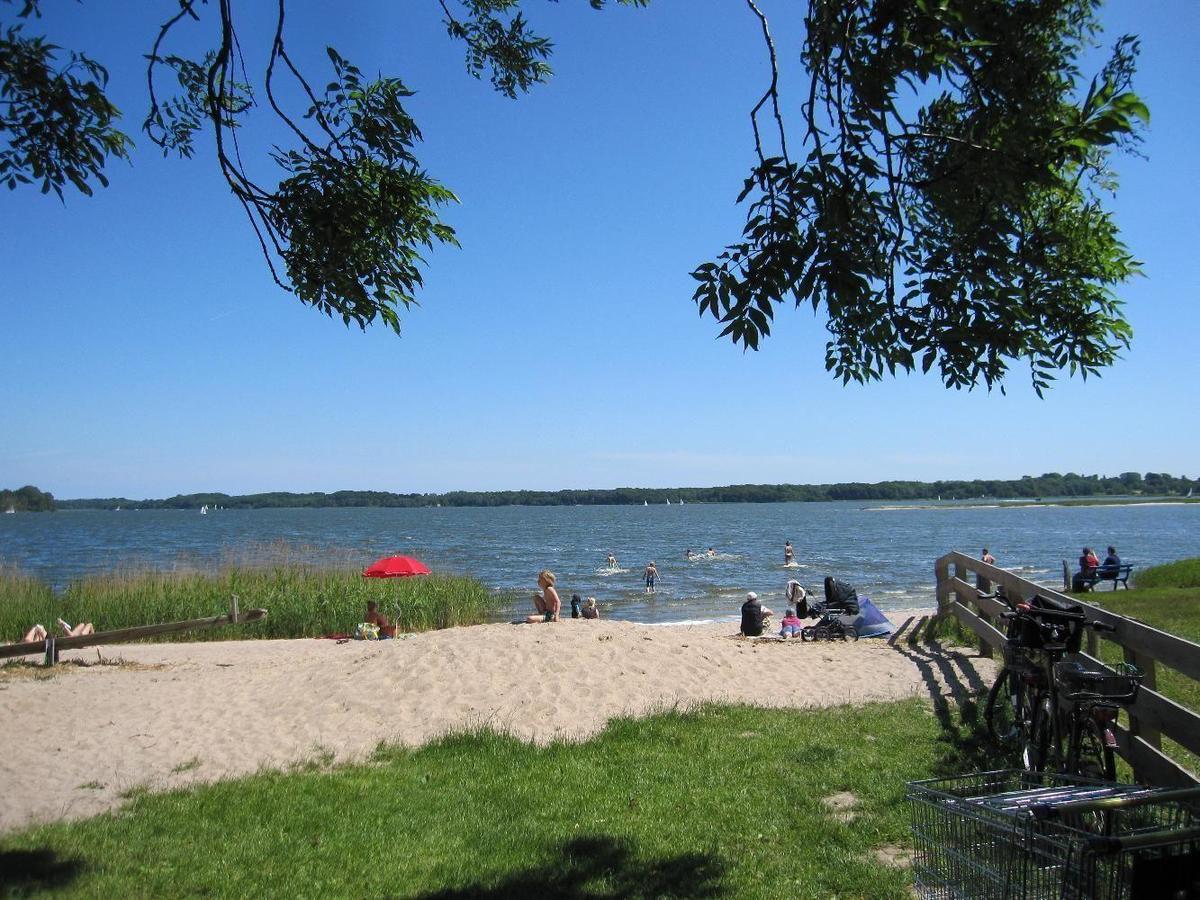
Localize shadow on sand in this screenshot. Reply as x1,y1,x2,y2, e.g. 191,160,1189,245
887,615,1001,775
415,835,726,899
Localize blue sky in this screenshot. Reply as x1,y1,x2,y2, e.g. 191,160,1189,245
2,1,1197,499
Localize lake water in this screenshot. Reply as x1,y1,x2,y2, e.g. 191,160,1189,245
1,502,1196,624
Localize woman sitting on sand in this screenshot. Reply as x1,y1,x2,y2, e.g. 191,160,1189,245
364,601,397,638
582,597,600,620
527,570,561,623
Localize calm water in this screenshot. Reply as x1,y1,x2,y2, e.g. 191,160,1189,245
1,502,1196,624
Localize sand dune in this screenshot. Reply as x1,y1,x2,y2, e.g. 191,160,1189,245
0,611,993,832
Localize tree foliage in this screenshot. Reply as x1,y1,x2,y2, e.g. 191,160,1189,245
0,0,130,196
0,484,55,511
693,0,1146,393
1,0,1144,391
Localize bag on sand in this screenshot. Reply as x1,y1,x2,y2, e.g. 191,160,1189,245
355,622,380,641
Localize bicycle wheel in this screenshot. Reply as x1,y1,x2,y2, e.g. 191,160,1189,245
986,668,1020,747
1070,716,1116,782
1025,694,1056,772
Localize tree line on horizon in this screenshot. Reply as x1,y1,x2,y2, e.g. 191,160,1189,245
0,485,55,512
37,472,1198,512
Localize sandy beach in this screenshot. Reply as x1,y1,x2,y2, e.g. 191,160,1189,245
0,610,995,833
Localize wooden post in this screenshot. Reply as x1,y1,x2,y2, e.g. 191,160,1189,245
230,594,240,625
1124,645,1162,755
43,634,56,667
1063,559,1071,592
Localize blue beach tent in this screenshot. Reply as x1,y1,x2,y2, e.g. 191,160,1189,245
837,597,894,638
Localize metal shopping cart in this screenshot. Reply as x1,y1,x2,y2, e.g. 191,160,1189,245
907,770,1200,899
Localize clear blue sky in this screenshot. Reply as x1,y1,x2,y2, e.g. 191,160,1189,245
2,1,1197,499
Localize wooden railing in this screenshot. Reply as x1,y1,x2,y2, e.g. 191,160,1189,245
0,596,267,666
935,550,1200,788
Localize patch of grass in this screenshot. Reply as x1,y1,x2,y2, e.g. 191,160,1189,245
169,758,202,775
1135,558,1200,590
0,698,990,898
0,563,501,644
1083,589,1200,775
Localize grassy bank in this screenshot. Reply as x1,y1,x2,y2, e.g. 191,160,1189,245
1070,559,1200,774
0,564,502,642
0,697,993,898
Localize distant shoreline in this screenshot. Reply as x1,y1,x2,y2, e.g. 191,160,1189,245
865,497,1200,511
40,473,1199,512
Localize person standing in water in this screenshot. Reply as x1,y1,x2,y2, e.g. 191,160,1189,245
644,561,659,594
978,548,996,591
606,552,618,570
784,541,794,566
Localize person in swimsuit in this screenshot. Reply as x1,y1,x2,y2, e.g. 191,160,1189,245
644,562,659,593
526,569,561,622
606,553,617,569
707,547,716,558
784,541,794,565
364,601,397,638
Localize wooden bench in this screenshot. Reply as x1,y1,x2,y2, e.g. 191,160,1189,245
1077,564,1134,591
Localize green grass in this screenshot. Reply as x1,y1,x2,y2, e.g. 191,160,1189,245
1069,559,1200,775
1133,558,1200,590
0,562,502,643
0,697,996,899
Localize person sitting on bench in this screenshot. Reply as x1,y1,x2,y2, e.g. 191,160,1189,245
1099,546,1121,577
1071,547,1100,592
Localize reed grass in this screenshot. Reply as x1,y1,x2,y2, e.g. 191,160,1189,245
1134,558,1200,589
0,561,499,642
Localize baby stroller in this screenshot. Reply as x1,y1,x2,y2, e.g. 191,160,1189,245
801,577,860,642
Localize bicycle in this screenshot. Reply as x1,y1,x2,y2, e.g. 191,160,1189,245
985,595,1134,781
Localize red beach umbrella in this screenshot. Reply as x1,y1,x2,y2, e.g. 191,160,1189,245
362,555,431,578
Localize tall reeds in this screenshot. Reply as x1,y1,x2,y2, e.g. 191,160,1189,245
0,561,499,642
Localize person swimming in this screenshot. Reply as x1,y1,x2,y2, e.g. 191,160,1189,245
707,547,716,558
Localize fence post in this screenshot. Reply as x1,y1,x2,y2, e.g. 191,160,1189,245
1063,559,1071,592
1123,646,1162,763
934,556,951,622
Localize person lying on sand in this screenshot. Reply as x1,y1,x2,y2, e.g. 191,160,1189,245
10,619,95,645
18,624,47,644
364,601,397,638
779,608,803,639
526,570,561,623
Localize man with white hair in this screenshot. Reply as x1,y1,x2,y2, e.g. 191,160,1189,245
739,591,774,637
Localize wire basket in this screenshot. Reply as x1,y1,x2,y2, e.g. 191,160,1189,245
908,770,1200,899
1054,662,1143,704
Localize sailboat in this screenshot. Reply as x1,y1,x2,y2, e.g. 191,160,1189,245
200,504,208,515
679,498,684,505
666,499,671,505
643,500,648,506
3,507,14,515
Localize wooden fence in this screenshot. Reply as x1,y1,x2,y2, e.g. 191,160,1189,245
0,595,267,666
935,550,1200,788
